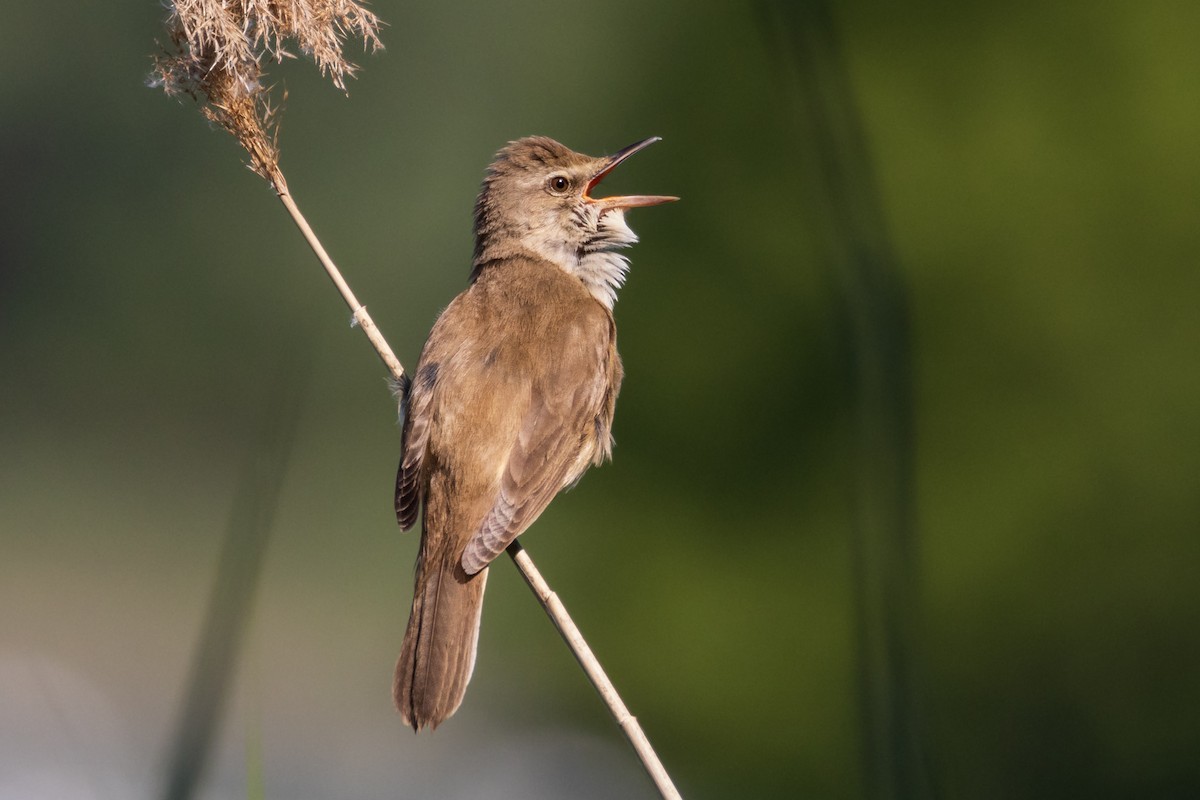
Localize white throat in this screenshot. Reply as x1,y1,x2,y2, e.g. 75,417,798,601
528,208,639,310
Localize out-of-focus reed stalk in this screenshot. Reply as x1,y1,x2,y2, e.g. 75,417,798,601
759,2,936,798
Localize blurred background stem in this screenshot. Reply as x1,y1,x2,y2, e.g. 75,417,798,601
160,354,309,800
759,2,934,798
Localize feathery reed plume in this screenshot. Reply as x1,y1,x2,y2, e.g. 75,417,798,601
149,0,382,188
149,0,402,378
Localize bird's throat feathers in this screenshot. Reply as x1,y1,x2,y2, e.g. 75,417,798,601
474,206,639,311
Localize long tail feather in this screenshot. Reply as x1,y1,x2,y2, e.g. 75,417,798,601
394,551,489,730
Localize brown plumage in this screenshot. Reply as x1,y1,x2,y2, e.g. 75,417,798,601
394,136,676,730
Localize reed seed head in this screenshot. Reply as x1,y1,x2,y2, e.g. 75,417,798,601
150,0,383,187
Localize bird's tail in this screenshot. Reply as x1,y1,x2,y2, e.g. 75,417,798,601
394,549,489,730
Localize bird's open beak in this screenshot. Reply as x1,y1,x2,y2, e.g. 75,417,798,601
585,137,679,210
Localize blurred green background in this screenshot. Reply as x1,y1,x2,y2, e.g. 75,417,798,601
2,1,1198,798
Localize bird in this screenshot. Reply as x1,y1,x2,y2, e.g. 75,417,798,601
393,135,676,730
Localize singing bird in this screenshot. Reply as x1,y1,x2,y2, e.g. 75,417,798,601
393,136,676,730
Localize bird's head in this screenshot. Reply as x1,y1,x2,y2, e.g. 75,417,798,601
472,136,677,305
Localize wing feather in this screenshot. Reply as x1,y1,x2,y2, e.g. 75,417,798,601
460,317,620,574
396,362,440,530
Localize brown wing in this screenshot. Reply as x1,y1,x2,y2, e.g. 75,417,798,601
460,317,620,574
395,362,440,530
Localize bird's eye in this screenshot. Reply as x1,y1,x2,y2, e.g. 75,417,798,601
548,175,571,194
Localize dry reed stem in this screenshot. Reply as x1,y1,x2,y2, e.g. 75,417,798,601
507,541,685,800
275,190,404,379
